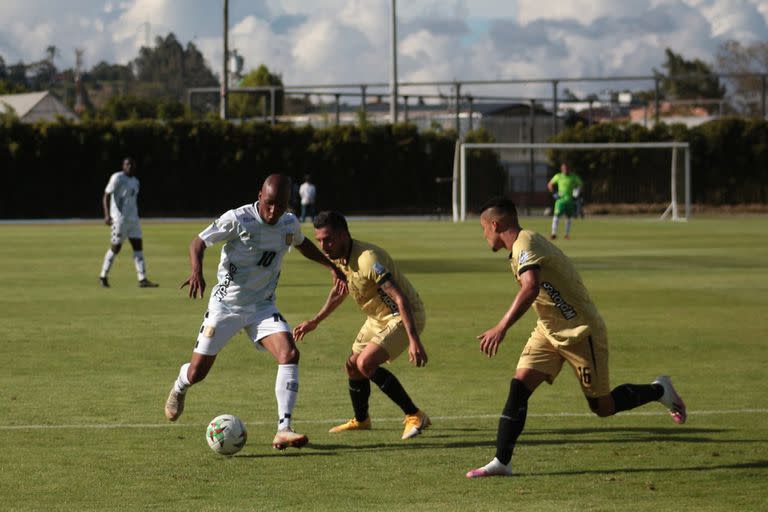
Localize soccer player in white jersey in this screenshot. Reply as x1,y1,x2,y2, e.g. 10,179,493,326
164,174,346,451
99,157,159,288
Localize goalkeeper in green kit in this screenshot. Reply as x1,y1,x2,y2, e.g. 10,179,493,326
547,163,583,240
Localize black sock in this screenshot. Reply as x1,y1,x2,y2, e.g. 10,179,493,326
495,379,533,465
370,367,418,415
348,379,371,421
611,383,664,413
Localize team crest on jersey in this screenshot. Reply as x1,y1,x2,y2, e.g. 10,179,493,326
519,250,530,265
285,233,294,245
372,262,388,276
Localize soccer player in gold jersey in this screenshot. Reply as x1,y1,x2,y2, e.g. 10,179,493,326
293,211,431,440
466,197,686,478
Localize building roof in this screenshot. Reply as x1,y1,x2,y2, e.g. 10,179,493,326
0,91,78,122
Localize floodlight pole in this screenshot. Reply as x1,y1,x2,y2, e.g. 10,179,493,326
221,0,229,120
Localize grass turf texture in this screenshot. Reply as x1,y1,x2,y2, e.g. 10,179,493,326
1,216,767,511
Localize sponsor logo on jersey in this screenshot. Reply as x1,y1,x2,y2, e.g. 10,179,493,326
519,250,530,265
541,281,577,320
377,287,400,315
213,263,238,302
372,262,388,277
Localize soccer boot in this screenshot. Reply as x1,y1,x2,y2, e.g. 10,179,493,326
328,417,372,433
550,234,557,240
139,279,159,288
653,375,687,424
164,387,186,422
466,458,513,479
401,410,431,439
100,276,110,288
272,428,309,450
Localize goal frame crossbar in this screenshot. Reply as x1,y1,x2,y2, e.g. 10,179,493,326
453,141,691,222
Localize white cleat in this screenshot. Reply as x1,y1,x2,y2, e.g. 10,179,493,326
164,388,186,422
653,375,687,424
466,458,513,478
272,428,309,450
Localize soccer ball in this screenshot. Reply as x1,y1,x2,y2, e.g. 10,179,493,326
205,414,247,455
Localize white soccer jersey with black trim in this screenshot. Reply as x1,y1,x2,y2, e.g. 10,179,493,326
199,203,305,310
105,171,140,222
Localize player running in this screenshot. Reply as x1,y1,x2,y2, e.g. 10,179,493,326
164,174,345,451
466,197,686,478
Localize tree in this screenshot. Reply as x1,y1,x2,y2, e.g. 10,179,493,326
132,33,218,100
657,48,725,100
228,64,284,118
716,40,768,116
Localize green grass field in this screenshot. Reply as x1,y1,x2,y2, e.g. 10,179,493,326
1,216,767,511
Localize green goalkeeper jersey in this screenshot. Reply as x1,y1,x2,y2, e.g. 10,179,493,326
549,173,583,200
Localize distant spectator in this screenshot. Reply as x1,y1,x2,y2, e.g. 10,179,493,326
299,174,317,223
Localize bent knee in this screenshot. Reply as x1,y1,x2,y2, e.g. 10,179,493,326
277,346,300,365
355,358,379,380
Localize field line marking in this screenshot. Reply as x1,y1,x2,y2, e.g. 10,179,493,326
3,408,766,430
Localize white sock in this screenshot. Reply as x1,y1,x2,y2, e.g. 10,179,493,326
483,457,512,476
551,216,560,235
565,217,573,236
133,251,146,281
275,364,299,430
100,249,116,278
173,363,191,394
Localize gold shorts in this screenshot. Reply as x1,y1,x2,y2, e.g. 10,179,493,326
352,310,426,361
516,324,610,398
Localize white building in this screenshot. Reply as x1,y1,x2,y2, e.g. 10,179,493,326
0,91,78,123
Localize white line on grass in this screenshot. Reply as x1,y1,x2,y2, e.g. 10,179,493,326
2,408,766,430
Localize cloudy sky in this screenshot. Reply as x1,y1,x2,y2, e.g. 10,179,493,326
1,0,767,98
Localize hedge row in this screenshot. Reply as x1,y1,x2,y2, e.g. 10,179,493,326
0,120,460,218
2,118,766,219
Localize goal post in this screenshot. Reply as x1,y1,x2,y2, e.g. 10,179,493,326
453,141,691,222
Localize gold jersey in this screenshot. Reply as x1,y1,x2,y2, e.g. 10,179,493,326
510,230,604,345
332,239,424,322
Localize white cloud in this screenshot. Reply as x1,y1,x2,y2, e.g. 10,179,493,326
1,0,767,100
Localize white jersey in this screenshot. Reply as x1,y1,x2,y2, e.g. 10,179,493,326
299,182,316,205
199,203,305,311
105,171,140,222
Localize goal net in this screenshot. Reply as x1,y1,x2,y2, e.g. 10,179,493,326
452,142,691,222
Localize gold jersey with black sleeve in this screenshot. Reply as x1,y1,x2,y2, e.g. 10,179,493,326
332,239,424,322
510,230,605,345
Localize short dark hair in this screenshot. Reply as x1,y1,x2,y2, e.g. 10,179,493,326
480,197,518,218
313,210,348,232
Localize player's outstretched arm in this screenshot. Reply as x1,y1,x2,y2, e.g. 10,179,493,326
380,280,428,367
180,237,207,299
477,268,540,357
295,238,347,292
293,282,348,341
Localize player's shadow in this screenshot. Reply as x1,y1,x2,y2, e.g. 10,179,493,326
516,459,768,477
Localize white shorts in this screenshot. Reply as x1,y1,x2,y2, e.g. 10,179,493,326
194,303,292,356
111,218,142,245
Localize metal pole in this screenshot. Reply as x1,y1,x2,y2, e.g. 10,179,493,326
220,0,228,120
452,139,460,222
468,97,473,131
403,96,409,122
654,77,660,126
389,0,398,124
762,75,767,119
552,80,558,134
528,99,535,216
361,85,367,118
671,146,678,221
685,145,691,220
454,82,461,136
460,143,467,221
270,87,276,124
335,94,341,126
